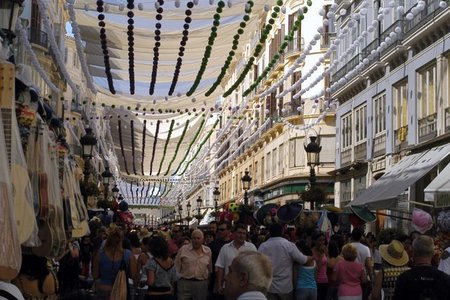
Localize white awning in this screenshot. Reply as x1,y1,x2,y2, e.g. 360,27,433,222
199,208,215,226
424,163,450,202
349,143,450,210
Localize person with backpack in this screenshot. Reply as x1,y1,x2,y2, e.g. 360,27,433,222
393,235,450,300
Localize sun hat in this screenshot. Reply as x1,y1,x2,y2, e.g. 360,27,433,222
437,210,450,232
379,240,409,266
276,202,303,224
256,203,279,225
411,208,433,234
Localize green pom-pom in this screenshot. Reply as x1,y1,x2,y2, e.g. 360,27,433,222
229,51,235,56
143,107,146,111
234,34,240,40
237,28,244,35
206,45,212,51
216,7,223,13
213,20,220,26
274,54,280,60
282,41,288,48
211,31,217,38
111,104,116,108
274,6,280,12
248,1,254,7
303,7,308,13
82,100,86,104
300,14,305,20
211,26,217,32
208,40,214,46
307,0,312,6
214,13,221,20
240,22,246,28
232,45,238,50
271,12,278,18
243,15,250,21
218,1,225,8
101,103,105,107
269,19,275,25
276,0,283,5
127,106,131,110
266,24,273,30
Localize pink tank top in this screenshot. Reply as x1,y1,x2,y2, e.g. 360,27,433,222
315,253,328,283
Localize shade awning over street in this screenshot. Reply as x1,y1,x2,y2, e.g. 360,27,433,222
424,162,450,202
349,143,450,210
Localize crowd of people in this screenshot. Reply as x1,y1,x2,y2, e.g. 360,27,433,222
3,218,450,300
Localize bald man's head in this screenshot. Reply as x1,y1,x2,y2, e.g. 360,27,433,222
191,229,204,249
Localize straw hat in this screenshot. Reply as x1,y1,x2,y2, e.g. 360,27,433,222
138,228,153,240
379,240,409,267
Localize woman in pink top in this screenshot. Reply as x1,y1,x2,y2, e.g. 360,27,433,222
312,232,329,300
332,244,366,300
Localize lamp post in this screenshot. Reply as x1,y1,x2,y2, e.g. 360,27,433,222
213,187,220,212
241,170,252,206
111,184,119,200
186,201,191,224
178,202,183,224
101,166,113,201
80,128,97,206
0,0,24,62
304,135,322,210
196,196,202,224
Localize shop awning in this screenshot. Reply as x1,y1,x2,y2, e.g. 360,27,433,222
199,208,215,226
349,143,450,210
424,163,450,201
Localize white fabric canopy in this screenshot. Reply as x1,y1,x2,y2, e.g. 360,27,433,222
349,143,450,210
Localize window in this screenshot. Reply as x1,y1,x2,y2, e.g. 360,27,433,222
319,136,336,163
254,161,258,185
393,80,408,128
266,152,271,179
278,144,284,175
374,93,386,135
355,105,367,143
272,148,277,177
354,175,367,197
340,180,352,205
417,63,437,119
261,156,265,183
289,138,305,168
341,113,352,149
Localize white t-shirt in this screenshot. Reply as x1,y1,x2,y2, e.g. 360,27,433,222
438,247,450,275
215,241,257,275
0,281,25,300
351,242,371,272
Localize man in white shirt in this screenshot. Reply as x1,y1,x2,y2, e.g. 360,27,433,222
215,224,257,296
350,228,374,300
438,246,450,275
258,223,312,300
224,251,273,300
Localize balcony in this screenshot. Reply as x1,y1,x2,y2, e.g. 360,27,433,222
332,54,361,83
394,125,408,152
28,28,48,49
285,34,303,58
404,0,446,38
354,142,367,161
373,133,386,158
380,20,404,57
341,148,352,167
418,113,437,142
321,32,336,49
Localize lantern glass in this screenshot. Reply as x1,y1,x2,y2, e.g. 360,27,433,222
112,184,119,198
213,187,220,202
241,170,252,190
304,136,322,166
196,196,202,207
101,166,113,186
80,128,97,158
0,0,22,37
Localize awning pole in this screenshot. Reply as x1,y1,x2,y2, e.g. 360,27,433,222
375,212,411,221
408,200,434,208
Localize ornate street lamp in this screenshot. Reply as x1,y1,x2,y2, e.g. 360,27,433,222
0,0,24,60
80,128,97,206
111,184,120,199
101,166,113,200
196,196,202,223
241,170,252,205
304,134,322,209
186,201,191,220
178,202,183,223
213,187,220,212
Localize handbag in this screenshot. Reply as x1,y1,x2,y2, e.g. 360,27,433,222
110,255,129,300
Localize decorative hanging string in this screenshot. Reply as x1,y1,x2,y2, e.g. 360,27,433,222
130,120,137,175
282,99,337,130
221,0,284,98
242,4,310,97
186,0,226,96
67,3,96,93
37,0,79,98
15,22,59,93
149,0,164,95
205,0,254,96
148,120,161,175
163,120,190,176
172,118,206,175
144,182,151,203
118,119,130,175
97,0,115,94
168,1,194,95
127,0,135,94
178,119,220,175
147,181,156,202
141,120,146,175
130,180,134,202
156,119,175,176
